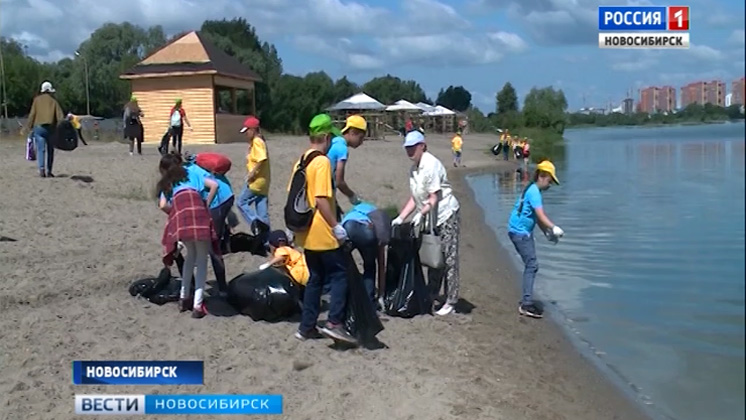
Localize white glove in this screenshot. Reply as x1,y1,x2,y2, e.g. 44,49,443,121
391,217,404,226
411,212,424,228
349,194,362,205
551,225,565,238
332,224,348,241
258,262,271,270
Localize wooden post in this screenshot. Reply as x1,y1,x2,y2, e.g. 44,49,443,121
231,88,237,114
251,86,256,115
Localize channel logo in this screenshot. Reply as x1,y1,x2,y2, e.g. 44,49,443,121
598,5,690,49
74,394,283,415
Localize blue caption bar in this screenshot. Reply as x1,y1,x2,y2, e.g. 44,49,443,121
145,395,283,415
72,361,203,385
598,6,667,31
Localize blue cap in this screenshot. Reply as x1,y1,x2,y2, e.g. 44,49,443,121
267,230,288,247
403,130,425,148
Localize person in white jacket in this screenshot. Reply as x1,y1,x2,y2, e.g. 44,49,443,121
392,130,461,316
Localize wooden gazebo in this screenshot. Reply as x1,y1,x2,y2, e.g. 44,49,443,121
120,31,262,144
327,93,387,140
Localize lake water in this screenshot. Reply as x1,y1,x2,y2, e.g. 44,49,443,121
467,123,745,420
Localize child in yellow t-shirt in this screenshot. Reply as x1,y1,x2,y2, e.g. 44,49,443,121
451,130,463,167
260,230,309,287
237,116,271,230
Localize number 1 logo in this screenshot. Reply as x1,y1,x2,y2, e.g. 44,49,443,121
668,6,690,31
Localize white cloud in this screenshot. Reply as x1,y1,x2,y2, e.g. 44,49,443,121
612,59,658,72
402,0,470,28
488,31,528,52
729,29,745,46
687,44,725,61
376,33,505,66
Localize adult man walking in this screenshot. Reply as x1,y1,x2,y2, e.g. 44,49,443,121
25,81,64,178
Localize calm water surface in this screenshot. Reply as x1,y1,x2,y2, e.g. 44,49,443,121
468,123,745,420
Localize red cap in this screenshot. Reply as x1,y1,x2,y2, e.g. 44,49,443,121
240,116,260,132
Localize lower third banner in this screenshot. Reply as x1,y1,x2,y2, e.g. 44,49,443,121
75,394,283,415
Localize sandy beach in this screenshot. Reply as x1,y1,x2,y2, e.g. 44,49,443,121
0,132,650,420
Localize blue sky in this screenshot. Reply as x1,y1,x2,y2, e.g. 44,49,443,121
1,0,744,111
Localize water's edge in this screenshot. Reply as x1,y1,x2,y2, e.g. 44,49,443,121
465,174,669,420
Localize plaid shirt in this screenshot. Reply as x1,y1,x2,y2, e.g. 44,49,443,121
161,189,220,265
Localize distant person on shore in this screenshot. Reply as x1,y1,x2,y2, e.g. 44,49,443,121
392,130,461,316
169,99,192,154
237,116,271,231
451,129,463,167
522,138,531,166
500,130,510,161
327,115,367,219
123,96,143,156
290,113,354,344
157,153,220,319
25,81,64,178
507,160,564,319
67,113,88,145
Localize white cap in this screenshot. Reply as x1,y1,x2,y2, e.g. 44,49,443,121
403,130,425,147
40,81,55,93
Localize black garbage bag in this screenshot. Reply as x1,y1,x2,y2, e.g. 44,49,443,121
148,278,183,305
229,232,267,256
226,268,300,322
53,120,79,151
343,245,385,347
128,268,190,305
491,143,502,156
384,224,432,318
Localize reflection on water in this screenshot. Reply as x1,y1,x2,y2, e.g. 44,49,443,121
468,123,746,420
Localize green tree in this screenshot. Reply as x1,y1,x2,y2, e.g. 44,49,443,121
436,85,471,112
1,38,43,116
464,107,492,132
522,86,568,135
496,82,518,114
332,76,359,103
362,75,427,105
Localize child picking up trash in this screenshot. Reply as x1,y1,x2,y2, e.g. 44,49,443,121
260,230,309,290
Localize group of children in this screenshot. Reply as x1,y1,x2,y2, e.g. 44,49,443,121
499,130,531,165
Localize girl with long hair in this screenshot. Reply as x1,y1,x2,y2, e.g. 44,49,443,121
157,153,220,318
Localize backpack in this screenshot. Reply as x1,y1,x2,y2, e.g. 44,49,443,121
195,152,232,175
284,150,324,233
170,109,182,127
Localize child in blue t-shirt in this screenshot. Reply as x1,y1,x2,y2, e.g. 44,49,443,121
507,160,565,319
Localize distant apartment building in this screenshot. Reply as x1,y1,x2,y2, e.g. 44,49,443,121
639,87,657,113
638,86,675,113
656,86,676,112
681,81,707,107
705,80,726,107
623,97,634,115
733,77,745,105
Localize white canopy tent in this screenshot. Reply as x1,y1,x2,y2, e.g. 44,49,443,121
327,92,386,111
415,102,436,113
385,99,422,112
423,105,456,116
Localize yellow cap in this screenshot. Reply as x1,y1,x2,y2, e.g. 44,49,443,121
342,115,367,133
536,160,560,185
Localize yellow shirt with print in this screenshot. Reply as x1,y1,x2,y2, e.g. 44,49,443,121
274,246,309,286
288,150,339,251
247,136,270,195
71,115,81,130
451,135,463,152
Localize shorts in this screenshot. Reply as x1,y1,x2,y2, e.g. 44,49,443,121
453,151,462,157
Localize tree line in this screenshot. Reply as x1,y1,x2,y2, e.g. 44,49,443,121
567,102,745,128
0,18,573,137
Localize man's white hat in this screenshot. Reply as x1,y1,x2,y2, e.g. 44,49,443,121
40,81,55,93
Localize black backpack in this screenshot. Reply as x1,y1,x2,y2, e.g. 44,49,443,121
284,150,324,232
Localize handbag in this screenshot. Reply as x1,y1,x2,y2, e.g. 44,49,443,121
418,204,445,269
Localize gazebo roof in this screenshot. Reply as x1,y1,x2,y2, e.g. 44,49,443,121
385,99,422,112
327,92,386,111
120,31,261,82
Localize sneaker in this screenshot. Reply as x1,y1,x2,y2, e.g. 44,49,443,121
39,170,46,178
47,173,54,178
320,323,358,345
518,304,543,319
129,152,134,156
191,303,208,319
436,303,454,316
377,297,386,312
294,328,323,341
178,298,191,313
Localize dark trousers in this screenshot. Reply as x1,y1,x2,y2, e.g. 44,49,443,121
76,128,88,145
171,125,184,154
209,197,234,291
343,220,378,303
300,248,348,332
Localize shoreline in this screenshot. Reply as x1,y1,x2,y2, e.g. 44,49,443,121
0,134,652,419
438,138,652,420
